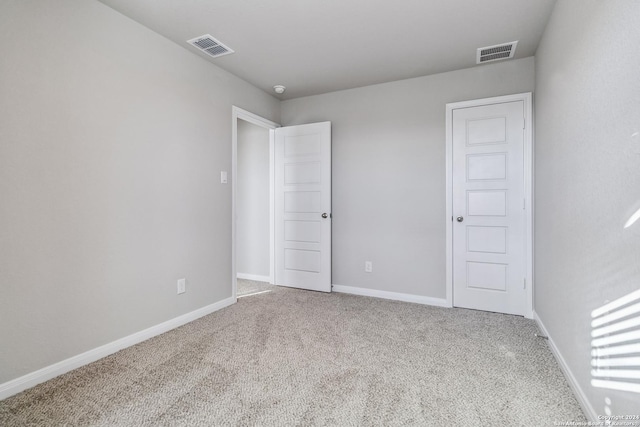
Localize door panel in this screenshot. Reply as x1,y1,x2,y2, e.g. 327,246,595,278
466,117,506,144
467,191,507,216
284,249,321,272
275,122,331,292
284,220,321,243
453,101,525,315
467,226,507,254
284,191,321,213
284,162,321,184
467,153,507,180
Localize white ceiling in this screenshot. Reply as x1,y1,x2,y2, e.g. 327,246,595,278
98,0,556,100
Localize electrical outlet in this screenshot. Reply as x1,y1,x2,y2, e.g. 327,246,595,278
177,278,186,294
365,261,373,273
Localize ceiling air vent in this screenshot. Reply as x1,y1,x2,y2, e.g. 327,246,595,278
187,34,234,58
476,41,518,64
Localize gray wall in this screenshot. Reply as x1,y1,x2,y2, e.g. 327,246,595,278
281,58,535,299
0,0,279,384
237,120,270,278
534,0,640,416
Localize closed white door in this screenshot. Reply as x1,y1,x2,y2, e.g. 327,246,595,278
275,122,331,292
452,101,526,315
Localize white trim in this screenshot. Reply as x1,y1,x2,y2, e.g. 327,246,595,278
0,297,235,401
332,284,449,308
445,92,534,319
237,273,271,283
534,312,598,422
445,100,454,309
269,128,276,287
232,107,279,130
231,106,280,300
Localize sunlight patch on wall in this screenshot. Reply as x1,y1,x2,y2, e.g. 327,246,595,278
624,207,640,229
591,289,640,393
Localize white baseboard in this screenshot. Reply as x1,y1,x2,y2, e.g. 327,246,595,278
0,297,236,401
332,284,450,308
237,273,271,283
533,311,597,421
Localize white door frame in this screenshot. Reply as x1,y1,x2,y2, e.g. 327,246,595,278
231,106,280,300
445,92,534,318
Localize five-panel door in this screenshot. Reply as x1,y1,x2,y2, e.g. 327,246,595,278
452,101,526,316
274,122,331,292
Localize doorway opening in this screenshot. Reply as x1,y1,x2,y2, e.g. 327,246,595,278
232,107,279,299
232,107,333,297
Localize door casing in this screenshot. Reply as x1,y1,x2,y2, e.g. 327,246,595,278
445,93,534,318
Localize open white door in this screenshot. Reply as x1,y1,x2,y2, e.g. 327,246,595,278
275,122,331,292
451,100,528,316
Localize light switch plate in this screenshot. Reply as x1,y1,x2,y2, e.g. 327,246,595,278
177,278,186,294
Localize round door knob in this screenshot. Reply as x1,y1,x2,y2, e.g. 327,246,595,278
456,216,464,222
322,213,329,218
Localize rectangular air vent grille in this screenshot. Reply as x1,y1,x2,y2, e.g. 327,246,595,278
187,34,234,58
477,41,518,64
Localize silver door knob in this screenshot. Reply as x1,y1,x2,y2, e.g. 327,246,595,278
322,213,329,218
456,216,464,222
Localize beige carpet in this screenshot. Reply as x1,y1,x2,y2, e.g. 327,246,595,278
0,283,585,426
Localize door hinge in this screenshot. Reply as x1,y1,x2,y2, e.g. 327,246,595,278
523,278,527,289
523,198,526,210
523,118,526,129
